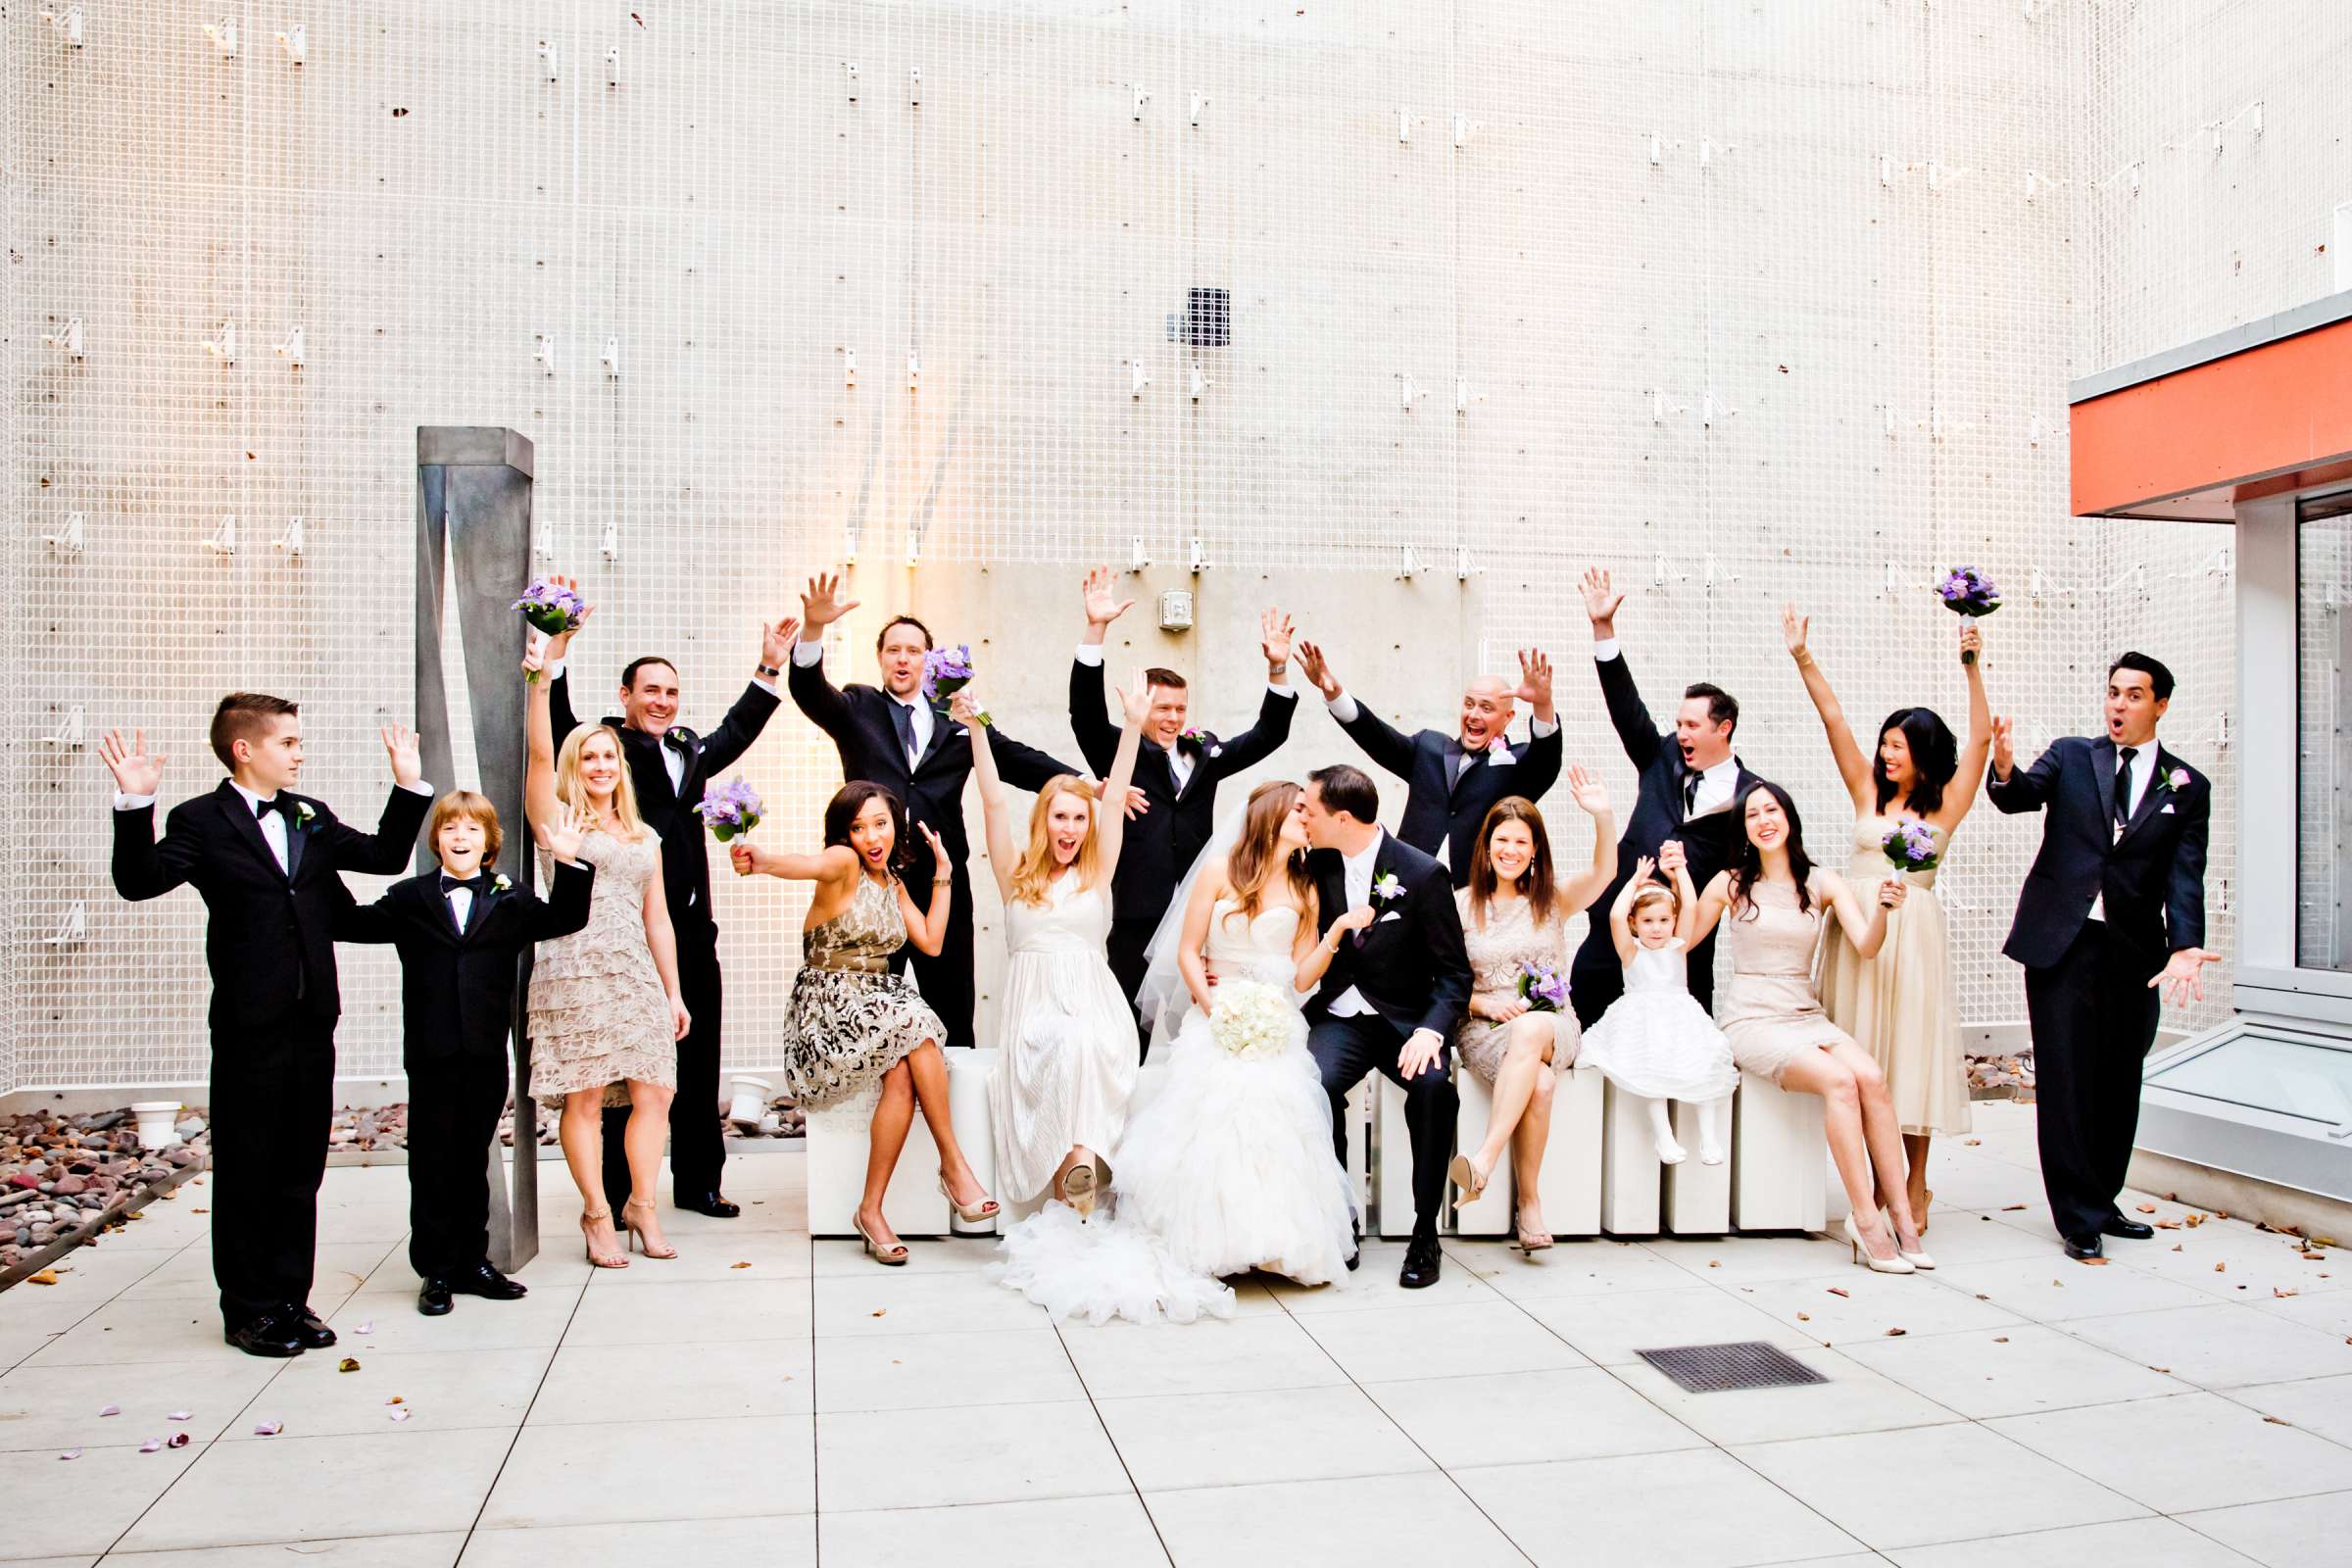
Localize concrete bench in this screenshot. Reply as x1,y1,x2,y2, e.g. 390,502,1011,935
805,1072,953,1241
1379,1061,1603,1239
1731,1069,1826,1232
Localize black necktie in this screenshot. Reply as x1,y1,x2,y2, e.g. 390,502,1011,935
890,701,918,766
2113,747,2137,831
1682,770,1701,818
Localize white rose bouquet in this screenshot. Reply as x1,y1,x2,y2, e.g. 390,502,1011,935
1209,980,1293,1061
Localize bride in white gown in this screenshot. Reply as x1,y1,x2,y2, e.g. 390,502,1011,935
996,780,1362,1323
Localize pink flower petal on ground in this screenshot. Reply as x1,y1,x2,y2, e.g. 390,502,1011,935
98,1403,121,1417
59,1448,82,1460
167,1432,191,1448
388,1407,412,1422
139,1438,163,1453
252,1420,283,1437
167,1410,192,1421
353,1322,374,1336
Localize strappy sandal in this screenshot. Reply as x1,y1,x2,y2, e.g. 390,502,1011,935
579,1205,629,1269
1514,1208,1554,1252
621,1198,678,1259
855,1213,908,1265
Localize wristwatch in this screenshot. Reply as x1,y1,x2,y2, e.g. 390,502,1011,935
757,662,782,679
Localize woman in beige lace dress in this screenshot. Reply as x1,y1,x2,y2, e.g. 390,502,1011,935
733,781,999,1264
1448,771,1616,1250
522,631,690,1268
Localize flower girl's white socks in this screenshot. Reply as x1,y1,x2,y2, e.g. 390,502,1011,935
1644,1098,1687,1165
1696,1096,1729,1166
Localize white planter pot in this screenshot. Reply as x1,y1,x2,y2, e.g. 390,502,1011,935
726,1076,773,1129
129,1102,183,1150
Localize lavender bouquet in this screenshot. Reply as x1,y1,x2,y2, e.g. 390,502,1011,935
1882,818,1941,873
697,776,763,852
1934,566,2001,664
921,643,975,703
1517,961,1570,1014
513,577,588,682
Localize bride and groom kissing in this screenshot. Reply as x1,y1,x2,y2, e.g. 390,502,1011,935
992,751,1471,1324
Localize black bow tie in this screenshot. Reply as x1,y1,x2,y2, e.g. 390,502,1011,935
441,875,485,897
255,795,296,821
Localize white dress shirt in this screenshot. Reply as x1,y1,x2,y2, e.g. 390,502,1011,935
443,877,476,932
1328,831,1388,1018
546,658,778,792
791,639,930,768
1594,641,1736,817
2088,741,2158,922
111,777,433,864
1076,643,1294,793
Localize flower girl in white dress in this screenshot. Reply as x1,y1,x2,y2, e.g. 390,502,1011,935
994,780,1360,1324
1579,847,1740,1165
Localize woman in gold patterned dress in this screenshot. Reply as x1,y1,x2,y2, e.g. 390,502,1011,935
1783,606,1991,1232
732,781,1000,1263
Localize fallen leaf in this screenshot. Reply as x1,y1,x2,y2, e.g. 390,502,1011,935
190,1207,208,1214
2082,1256,2110,1266
1885,1328,1908,1337
2301,1251,2326,1260
1975,1294,1990,1300
253,1420,283,1437
387,1396,404,1405
2001,1204,2028,1212
139,1438,163,1453
1964,1139,1982,1146
2156,1220,2180,1230
1827,1287,1850,1298
731,1261,752,1270
2185,1213,2206,1227
2215,1262,2227,1272
337,1357,361,1372
168,1432,190,1448
2171,1245,2183,1252
26,1269,59,1285
2136,1203,2157,1214
1795,1312,1810,1322
2150,1366,2170,1373
99,1404,120,1417
1707,1260,1721,1268
2275,1288,2299,1298
1991,1336,2009,1344
2264,1415,2291,1426
871,1309,886,1317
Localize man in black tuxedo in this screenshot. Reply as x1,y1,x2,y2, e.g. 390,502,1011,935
1069,566,1298,1051
1569,566,1759,1026
336,792,595,1315
1294,639,1562,887
1299,764,1473,1290
1988,653,2214,1260
545,587,793,1220
102,700,432,1358
790,570,1083,1049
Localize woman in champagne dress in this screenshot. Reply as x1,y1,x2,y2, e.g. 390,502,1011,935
1783,607,1991,1231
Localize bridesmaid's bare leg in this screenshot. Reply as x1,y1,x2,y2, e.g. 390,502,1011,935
906,1041,991,1209
1903,1133,1933,1232
1779,1049,1897,1255
859,1059,915,1249
1831,1040,1922,1250
1475,1016,1550,1177
561,1089,622,1260
621,1080,675,1254
1508,1065,1555,1238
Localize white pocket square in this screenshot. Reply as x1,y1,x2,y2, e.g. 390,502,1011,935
2161,803,2176,813
951,726,969,738
1377,910,1402,924
1487,750,1516,765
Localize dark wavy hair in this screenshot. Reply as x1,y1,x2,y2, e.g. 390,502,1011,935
1873,707,1959,816
1465,796,1557,931
1729,778,1817,920
822,781,914,874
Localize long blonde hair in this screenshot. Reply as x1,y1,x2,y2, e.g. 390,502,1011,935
555,723,648,842
1007,774,1103,906
1225,780,1313,923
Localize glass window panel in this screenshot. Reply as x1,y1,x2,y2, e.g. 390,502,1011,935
2146,1035,2352,1127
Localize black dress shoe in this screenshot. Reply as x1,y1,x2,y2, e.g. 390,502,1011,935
2063,1233,2105,1260
1344,1220,1360,1272
224,1317,305,1358
283,1306,337,1348
448,1261,528,1300
1398,1232,1444,1290
2101,1216,2154,1241
677,1192,740,1219
416,1279,455,1316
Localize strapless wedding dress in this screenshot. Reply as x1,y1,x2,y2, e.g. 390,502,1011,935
995,900,1357,1323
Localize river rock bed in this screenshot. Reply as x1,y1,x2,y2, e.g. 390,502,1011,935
2,1109,209,1272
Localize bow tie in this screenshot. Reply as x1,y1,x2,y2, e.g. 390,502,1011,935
254,795,296,821
440,875,486,896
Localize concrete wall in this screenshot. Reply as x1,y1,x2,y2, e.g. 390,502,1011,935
4,1,2323,1092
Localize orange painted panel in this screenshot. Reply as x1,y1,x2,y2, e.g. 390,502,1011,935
2072,314,2352,515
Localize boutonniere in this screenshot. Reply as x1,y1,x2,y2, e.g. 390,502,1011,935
2154,765,2191,796
1179,726,1219,751
491,873,513,893
663,727,696,753
1371,871,1404,905
294,802,318,832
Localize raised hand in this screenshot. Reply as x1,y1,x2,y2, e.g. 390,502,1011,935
760,615,802,669
1782,603,1810,660
917,820,952,879
1295,639,1343,700
545,573,593,656
98,728,164,799
1990,714,2015,779
380,723,423,788
1082,566,1135,629
1579,566,1625,632
537,802,589,862
1656,839,1687,877
1514,647,1554,710
1119,670,1152,727
801,570,859,633
949,689,983,728
1631,854,1658,886
2149,947,2218,1006
1260,608,1297,671
1959,622,1984,665
521,640,548,680
1565,762,1610,817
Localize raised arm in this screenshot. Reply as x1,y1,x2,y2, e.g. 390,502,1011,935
787,570,862,742
952,689,1020,902
896,823,956,956
1092,673,1151,881
540,572,593,754
522,642,563,837
733,838,863,886
1067,567,1132,776
1783,605,1872,809
1986,721,2062,813
1820,868,1903,959
1209,609,1301,773
524,807,596,939
318,724,431,875
1685,868,1737,949
1664,847,1700,945
1932,623,1993,830
1606,855,1657,964
1582,567,1660,771
1298,637,1419,778
100,728,195,902
697,614,798,775
1554,764,1620,914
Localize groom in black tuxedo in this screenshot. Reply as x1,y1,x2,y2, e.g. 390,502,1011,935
1568,566,1760,1025
1300,764,1472,1290
1069,567,1299,1052
103,700,432,1357
548,596,793,1219
790,571,1083,1049
1988,653,2213,1260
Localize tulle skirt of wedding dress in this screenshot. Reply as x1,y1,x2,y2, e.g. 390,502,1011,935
993,1000,1358,1324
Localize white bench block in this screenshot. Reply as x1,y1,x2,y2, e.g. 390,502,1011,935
1600,1082,1663,1235
1377,1076,1416,1238
1449,1066,1509,1237
1664,1098,1732,1235
1731,1070,1827,1232
1537,1064,1604,1238
806,1075,952,1240
946,1048,1000,1236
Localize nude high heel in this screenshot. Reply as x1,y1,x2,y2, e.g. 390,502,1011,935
579,1205,629,1269
854,1213,908,1266
937,1174,1001,1224
1845,1215,1916,1275
1061,1154,1110,1220
620,1198,677,1259
1447,1153,1490,1200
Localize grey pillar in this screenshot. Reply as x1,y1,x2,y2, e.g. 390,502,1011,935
416,426,539,1273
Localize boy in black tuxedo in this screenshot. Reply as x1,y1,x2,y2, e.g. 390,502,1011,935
102,699,432,1358
1988,653,2214,1260
336,792,596,1314
1069,567,1299,1051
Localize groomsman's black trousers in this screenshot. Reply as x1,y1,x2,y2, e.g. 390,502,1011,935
1306,1013,1459,1234
602,935,725,1211
1108,915,1157,1058
2023,920,2164,1243
406,1054,509,1280
208,1020,335,1330
884,858,979,1051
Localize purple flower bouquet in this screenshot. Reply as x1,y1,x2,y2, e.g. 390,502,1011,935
1934,566,2001,664
921,644,975,703
697,777,763,855
1882,818,1941,873
1517,961,1570,1014
513,578,588,682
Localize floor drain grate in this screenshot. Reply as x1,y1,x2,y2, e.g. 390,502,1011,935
1635,1341,1827,1394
